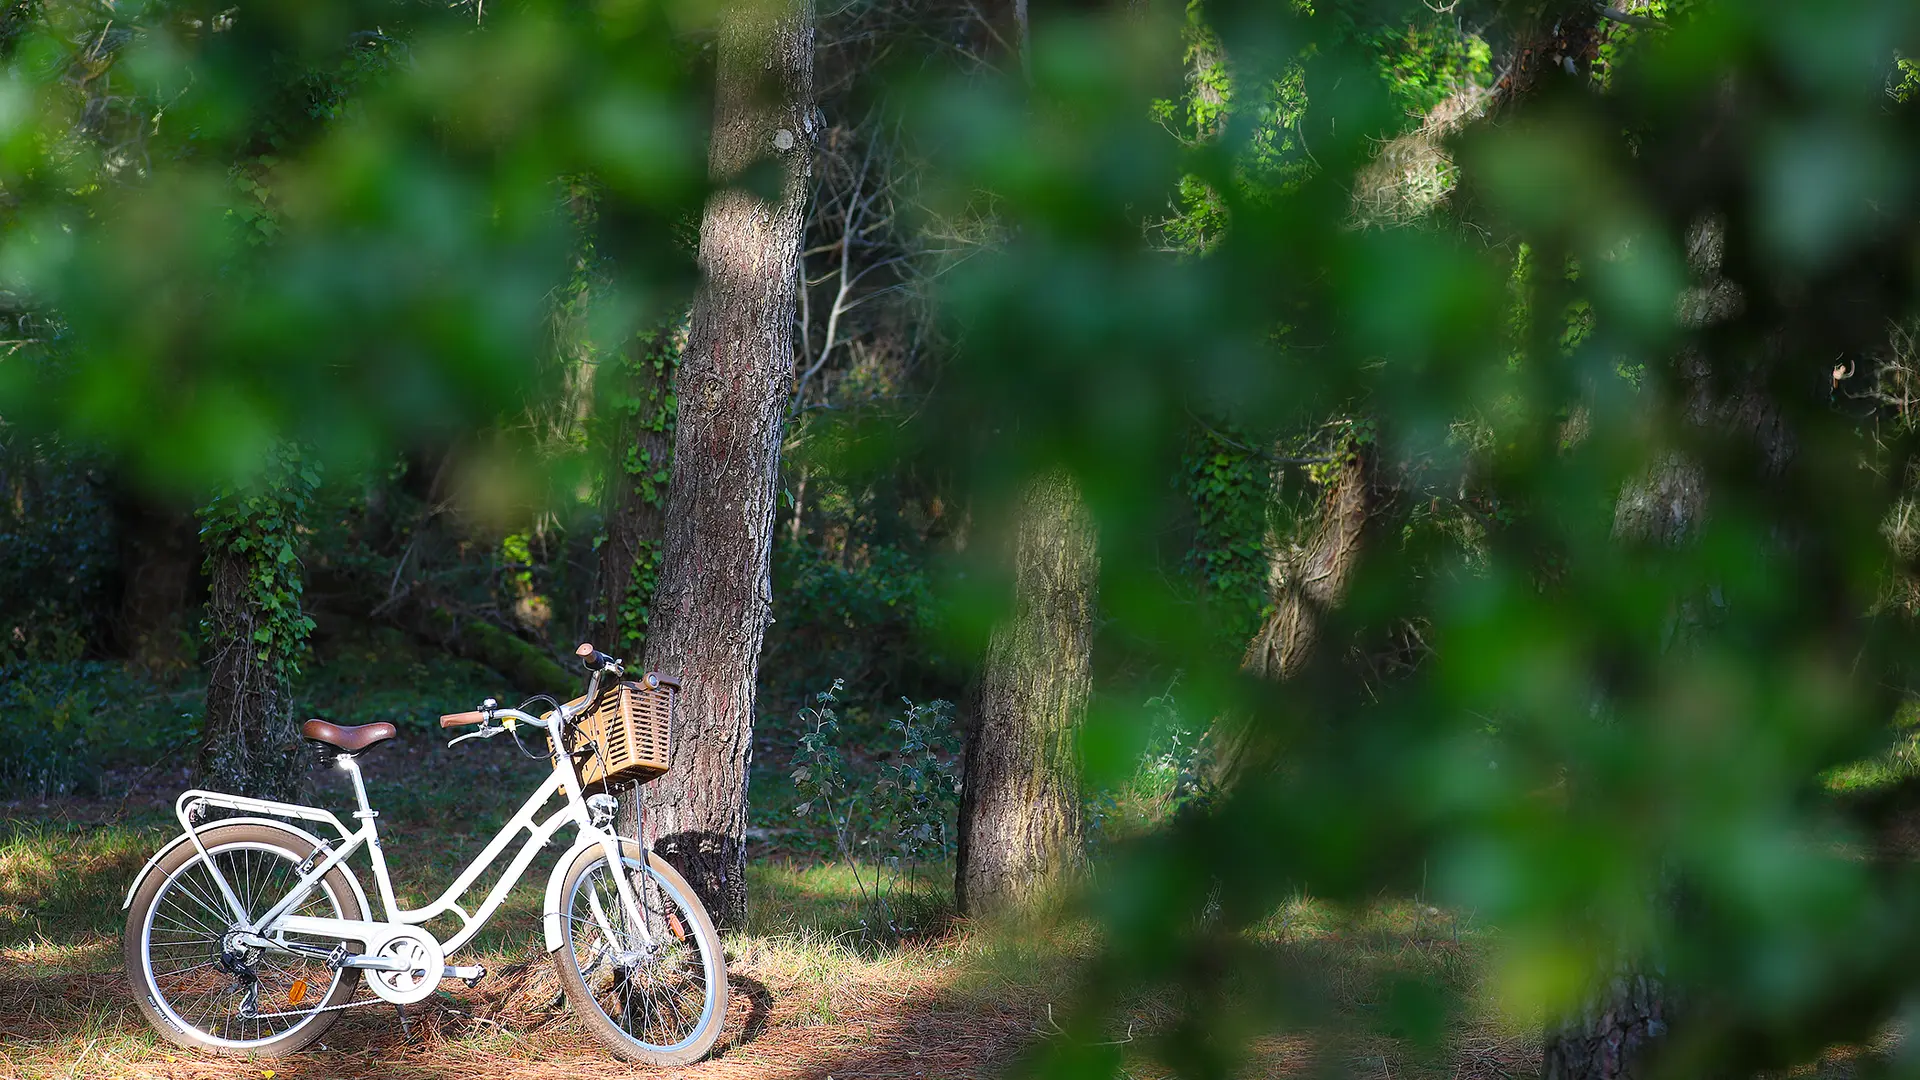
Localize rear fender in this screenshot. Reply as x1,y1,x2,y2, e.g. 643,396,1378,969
122,817,370,916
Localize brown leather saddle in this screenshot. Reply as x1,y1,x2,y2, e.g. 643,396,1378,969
301,719,397,753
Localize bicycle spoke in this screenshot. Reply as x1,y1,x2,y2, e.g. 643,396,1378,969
142,842,346,1047
565,857,715,1053
169,868,232,928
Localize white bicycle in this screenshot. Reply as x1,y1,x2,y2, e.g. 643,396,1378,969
121,644,727,1064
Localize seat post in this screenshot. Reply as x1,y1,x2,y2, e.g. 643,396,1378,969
337,753,379,824
336,751,402,917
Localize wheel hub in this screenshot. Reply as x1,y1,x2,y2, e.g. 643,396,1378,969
217,929,261,980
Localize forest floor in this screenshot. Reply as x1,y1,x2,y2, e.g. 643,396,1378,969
0,719,1903,1079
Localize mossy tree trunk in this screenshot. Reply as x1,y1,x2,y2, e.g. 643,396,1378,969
632,0,815,930
197,452,317,802
201,550,304,799
1208,445,1374,784
956,471,1098,916
1241,447,1373,682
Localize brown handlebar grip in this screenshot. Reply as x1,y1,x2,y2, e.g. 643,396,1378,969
440,711,487,728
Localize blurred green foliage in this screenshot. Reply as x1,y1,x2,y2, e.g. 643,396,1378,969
914,0,1920,1075
0,0,704,489
6,0,1920,1075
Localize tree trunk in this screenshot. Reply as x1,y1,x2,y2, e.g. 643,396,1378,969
197,463,315,802
598,318,683,655
1242,448,1373,682
631,0,815,930
1541,967,1669,1080
201,550,304,799
956,471,1098,916
1206,446,1375,783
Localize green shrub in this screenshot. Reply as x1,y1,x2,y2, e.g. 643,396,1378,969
0,440,116,663
0,662,200,797
762,539,956,713
788,681,961,940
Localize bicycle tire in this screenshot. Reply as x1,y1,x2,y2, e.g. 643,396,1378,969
124,822,364,1055
551,840,728,1064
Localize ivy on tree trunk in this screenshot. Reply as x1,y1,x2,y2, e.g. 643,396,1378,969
197,447,318,802
598,316,683,655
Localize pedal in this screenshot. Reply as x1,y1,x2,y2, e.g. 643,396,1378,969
443,963,485,985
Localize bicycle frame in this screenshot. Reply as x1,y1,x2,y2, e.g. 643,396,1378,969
129,682,653,963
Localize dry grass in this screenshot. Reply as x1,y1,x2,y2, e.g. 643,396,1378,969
0,917,1066,1080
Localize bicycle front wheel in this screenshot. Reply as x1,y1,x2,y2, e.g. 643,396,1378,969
551,840,728,1065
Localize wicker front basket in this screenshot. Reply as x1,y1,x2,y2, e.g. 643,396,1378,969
565,673,678,794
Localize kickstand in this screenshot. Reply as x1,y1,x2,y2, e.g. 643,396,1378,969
394,1002,414,1042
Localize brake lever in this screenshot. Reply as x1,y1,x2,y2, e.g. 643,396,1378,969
447,726,499,748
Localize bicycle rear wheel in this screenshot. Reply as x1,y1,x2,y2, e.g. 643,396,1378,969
124,822,363,1055
551,840,728,1065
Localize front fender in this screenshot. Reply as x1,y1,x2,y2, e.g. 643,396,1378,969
122,817,371,917
541,834,646,952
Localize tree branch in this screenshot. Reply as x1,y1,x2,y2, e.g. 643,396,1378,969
1595,3,1663,29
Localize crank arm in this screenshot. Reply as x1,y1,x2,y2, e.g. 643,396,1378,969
334,953,419,973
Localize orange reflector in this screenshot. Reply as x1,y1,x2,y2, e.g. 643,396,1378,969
667,912,687,940
288,979,308,1007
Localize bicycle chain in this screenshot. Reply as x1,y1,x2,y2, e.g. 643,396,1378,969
240,992,390,1022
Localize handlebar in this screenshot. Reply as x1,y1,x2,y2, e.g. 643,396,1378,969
445,644,631,742
574,641,618,672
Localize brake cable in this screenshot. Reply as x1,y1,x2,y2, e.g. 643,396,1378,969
512,694,561,761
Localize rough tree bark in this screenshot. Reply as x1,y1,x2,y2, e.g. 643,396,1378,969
631,0,815,930
1202,446,1376,785
1242,448,1373,682
1541,966,1671,1080
200,549,304,800
956,471,1099,916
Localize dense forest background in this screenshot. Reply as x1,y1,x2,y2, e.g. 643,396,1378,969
8,0,1920,1077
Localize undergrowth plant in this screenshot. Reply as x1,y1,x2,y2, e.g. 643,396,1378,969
1086,680,1211,853
790,680,961,941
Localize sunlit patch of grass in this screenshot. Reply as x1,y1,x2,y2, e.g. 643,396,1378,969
0,935,119,974
746,857,955,943
1824,703,1920,796
0,820,171,951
